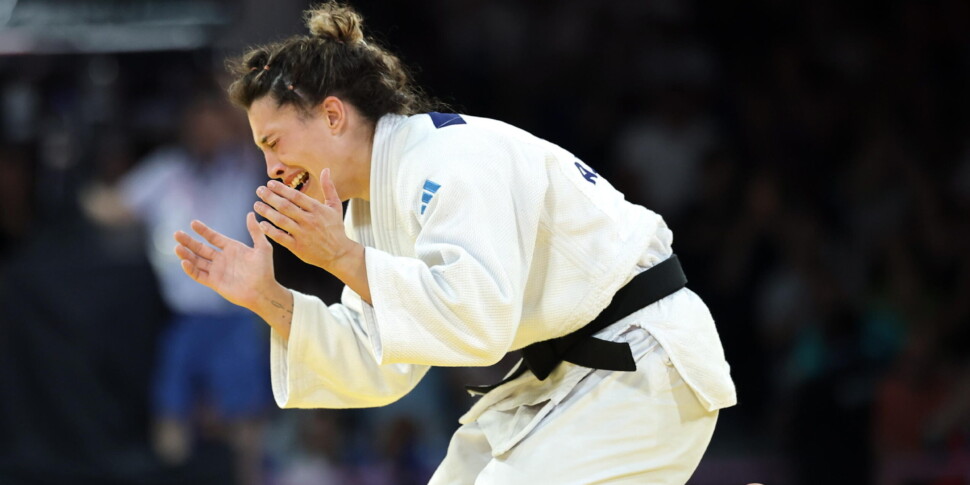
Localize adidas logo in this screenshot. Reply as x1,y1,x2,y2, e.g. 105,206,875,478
420,179,441,215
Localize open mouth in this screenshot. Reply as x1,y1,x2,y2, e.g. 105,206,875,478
287,171,309,192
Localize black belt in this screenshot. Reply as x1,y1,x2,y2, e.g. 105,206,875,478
465,254,687,395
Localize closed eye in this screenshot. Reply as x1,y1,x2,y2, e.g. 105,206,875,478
258,135,279,151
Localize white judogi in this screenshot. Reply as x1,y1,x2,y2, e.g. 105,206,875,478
270,113,736,483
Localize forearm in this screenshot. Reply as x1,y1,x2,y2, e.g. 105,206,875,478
272,290,430,409
248,243,367,341
249,282,294,341
331,243,372,305
362,248,519,367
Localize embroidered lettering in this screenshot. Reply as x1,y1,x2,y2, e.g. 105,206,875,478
575,162,598,184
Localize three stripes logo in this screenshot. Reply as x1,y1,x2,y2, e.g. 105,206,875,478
420,179,441,215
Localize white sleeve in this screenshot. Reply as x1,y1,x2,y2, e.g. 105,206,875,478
366,137,543,367
270,289,430,409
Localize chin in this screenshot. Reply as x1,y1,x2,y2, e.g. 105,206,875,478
306,189,323,203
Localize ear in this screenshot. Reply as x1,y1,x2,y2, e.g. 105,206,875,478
320,96,345,133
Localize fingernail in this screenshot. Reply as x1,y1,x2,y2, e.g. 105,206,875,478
268,180,280,188
256,186,265,195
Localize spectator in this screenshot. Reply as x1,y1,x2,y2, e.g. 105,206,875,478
84,90,271,485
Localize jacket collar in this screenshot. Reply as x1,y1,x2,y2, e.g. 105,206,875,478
347,113,409,252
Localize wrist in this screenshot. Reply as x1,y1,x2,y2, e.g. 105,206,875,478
252,282,294,339
332,243,372,304
331,242,365,281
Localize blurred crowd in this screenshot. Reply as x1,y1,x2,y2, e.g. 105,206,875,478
1,0,969,484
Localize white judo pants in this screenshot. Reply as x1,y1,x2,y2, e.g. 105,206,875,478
429,328,719,484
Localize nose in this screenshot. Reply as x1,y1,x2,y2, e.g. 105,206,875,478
264,152,286,180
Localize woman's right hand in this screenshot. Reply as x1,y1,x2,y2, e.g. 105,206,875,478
174,213,294,338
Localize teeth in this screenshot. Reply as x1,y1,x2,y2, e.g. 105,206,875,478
288,172,308,189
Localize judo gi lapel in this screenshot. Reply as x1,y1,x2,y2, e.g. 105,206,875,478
361,113,409,255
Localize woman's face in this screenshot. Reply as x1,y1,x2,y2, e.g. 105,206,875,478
247,96,371,202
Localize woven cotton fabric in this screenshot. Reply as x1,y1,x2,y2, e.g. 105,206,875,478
270,113,735,413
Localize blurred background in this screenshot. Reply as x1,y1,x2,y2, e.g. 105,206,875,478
1,0,969,484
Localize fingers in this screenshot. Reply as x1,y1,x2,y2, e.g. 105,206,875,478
277,179,320,210
259,182,315,217
174,243,211,273
190,220,231,250
246,212,271,250
174,230,219,260
259,218,296,249
253,199,298,234
320,168,341,209
173,231,213,284
178,253,209,285
173,229,213,286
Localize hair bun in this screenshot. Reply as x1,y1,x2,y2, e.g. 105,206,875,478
305,2,364,44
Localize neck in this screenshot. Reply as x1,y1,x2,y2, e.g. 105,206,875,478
349,121,375,201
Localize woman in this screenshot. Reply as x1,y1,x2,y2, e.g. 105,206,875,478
174,2,736,483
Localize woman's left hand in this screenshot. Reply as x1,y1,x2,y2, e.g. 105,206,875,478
254,168,368,295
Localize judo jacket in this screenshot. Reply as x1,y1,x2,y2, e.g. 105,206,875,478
269,112,736,414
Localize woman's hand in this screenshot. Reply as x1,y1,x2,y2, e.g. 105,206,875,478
174,213,294,338
254,168,371,303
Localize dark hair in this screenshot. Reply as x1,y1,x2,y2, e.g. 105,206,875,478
227,1,436,121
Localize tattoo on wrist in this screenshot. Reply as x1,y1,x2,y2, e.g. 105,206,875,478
271,300,293,314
